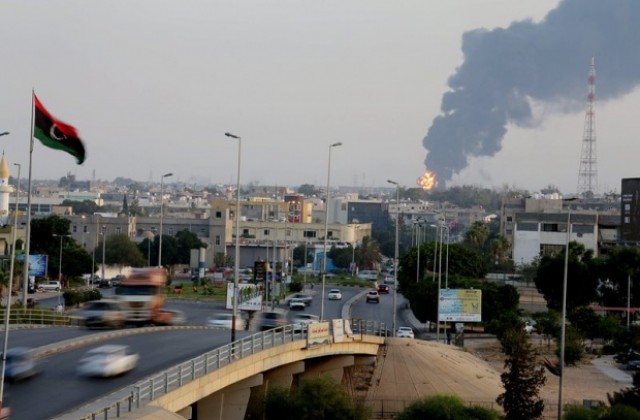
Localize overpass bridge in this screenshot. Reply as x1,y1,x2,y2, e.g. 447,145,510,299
57,320,388,420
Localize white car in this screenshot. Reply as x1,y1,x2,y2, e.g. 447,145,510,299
327,289,342,300
207,313,246,330
288,298,306,311
77,345,139,377
39,281,61,292
292,314,320,332
396,327,415,339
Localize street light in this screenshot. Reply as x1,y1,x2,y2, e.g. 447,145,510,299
351,225,360,278
225,132,242,343
1,162,20,413
558,199,575,420
320,141,342,321
415,219,423,283
101,225,107,282
387,179,400,336
158,172,173,267
0,132,9,137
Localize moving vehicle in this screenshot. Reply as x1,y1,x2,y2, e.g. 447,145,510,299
115,268,176,325
39,281,61,292
384,276,394,284
397,327,415,339
358,270,379,281
4,347,39,381
80,299,125,329
366,290,380,303
288,298,306,311
77,345,139,377
327,289,342,300
377,284,390,294
207,313,246,330
98,279,112,288
292,314,319,332
257,311,286,331
288,293,313,306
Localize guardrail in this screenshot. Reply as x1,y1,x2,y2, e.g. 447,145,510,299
76,319,388,420
0,309,79,327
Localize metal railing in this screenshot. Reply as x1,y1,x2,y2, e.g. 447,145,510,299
0,309,79,327
76,319,388,420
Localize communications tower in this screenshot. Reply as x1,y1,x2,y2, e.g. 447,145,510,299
577,57,598,196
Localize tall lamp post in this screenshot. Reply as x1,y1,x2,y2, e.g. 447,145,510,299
1,162,20,414
158,172,173,267
387,180,400,336
558,201,575,420
415,219,423,283
351,225,360,277
225,132,242,343
101,225,107,282
320,141,342,321
52,233,68,309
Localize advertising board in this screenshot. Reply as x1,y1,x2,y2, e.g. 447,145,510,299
332,319,345,343
439,288,482,322
16,254,48,277
306,321,330,348
226,282,263,311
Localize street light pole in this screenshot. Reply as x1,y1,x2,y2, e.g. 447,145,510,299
387,180,400,336
225,132,242,343
320,142,342,321
558,208,572,420
415,219,423,283
101,225,107,282
158,172,173,268
0,162,19,414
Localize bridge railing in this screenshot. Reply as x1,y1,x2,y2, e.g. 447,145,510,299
76,319,388,420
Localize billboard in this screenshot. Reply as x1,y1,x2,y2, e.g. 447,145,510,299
16,254,48,277
226,282,263,311
332,319,345,343
621,178,640,241
306,321,330,348
439,289,482,322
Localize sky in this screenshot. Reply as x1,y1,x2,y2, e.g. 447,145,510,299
1,0,639,195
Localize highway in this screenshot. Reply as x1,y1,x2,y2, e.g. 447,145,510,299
4,284,411,418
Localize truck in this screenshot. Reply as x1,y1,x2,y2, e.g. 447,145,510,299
115,268,175,325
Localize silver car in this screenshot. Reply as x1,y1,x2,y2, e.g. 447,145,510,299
4,347,39,381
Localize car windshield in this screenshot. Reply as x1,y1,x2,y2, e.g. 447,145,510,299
116,285,158,295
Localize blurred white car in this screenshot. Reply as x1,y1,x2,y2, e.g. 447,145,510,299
288,298,306,311
77,345,139,377
207,313,246,330
292,314,319,332
327,289,342,300
396,327,415,339
4,347,39,381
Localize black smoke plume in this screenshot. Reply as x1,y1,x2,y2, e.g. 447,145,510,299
423,0,640,185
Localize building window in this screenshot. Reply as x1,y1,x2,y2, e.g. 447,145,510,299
506,229,512,236
83,225,88,233
506,216,513,222
264,229,270,236
72,225,77,233
215,235,221,246
303,230,316,238
115,227,121,234
216,211,222,219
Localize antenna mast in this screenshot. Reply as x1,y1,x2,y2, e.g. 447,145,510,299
577,57,598,196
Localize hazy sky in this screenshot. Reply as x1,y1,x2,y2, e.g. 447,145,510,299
2,0,638,194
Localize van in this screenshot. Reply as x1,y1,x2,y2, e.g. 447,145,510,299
357,270,379,281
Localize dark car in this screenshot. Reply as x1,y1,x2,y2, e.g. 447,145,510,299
4,347,39,381
258,311,286,331
98,279,112,288
627,360,640,370
377,284,390,294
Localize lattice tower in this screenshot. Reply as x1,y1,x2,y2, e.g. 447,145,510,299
577,57,598,195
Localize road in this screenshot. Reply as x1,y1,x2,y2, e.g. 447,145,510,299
8,328,249,420
5,284,410,418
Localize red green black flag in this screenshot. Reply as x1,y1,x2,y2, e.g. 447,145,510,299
33,95,86,164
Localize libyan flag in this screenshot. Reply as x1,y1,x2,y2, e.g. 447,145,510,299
33,95,86,164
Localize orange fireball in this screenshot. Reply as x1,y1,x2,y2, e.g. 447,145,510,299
417,171,437,191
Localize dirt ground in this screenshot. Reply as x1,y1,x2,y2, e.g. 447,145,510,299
465,335,632,406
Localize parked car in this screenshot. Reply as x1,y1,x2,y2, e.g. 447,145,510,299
207,313,246,330
257,311,286,331
327,289,342,300
288,298,306,311
377,284,390,294
627,360,640,371
4,347,39,381
77,345,139,377
80,300,125,329
366,290,380,303
289,293,313,306
397,327,415,339
39,281,61,292
98,278,112,288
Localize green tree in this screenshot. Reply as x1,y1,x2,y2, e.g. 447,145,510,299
396,394,501,420
102,233,146,268
174,229,207,264
532,310,560,350
327,245,353,270
464,221,490,251
357,236,381,270
497,328,546,420
264,375,368,420
297,184,323,197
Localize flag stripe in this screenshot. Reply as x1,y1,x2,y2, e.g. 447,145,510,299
33,94,86,165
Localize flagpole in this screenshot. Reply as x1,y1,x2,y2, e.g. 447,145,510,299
22,91,35,306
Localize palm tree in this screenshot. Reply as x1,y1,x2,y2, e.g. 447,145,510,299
465,221,489,251
357,236,382,270
490,234,511,263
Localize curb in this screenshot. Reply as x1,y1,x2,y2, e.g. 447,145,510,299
341,289,369,320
